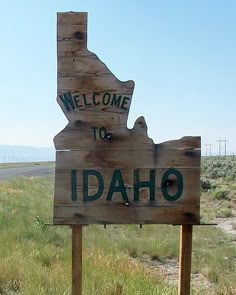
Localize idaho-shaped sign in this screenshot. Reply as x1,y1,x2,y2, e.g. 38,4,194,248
53,12,201,225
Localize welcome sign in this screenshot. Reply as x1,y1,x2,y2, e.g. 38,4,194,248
53,12,201,225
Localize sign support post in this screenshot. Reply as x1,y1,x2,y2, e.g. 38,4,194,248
178,225,193,295
72,225,82,295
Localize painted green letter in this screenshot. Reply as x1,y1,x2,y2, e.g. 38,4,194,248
121,96,130,110
134,169,155,201
161,169,183,201
83,170,104,201
111,94,122,108
59,92,75,111
107,169,128,201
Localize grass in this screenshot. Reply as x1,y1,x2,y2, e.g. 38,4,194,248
0,157,236,294
0,177,178,294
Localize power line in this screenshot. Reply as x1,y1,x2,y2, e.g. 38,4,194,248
204,144,212,157
217,139,229,156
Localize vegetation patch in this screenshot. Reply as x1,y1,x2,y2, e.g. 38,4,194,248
212,189,230,200
201,157,236,180
216,208,233,218
200,178,216,192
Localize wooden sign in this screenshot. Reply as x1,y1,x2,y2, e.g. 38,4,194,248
53,12,201,225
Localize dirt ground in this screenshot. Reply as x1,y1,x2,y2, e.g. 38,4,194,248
133,215,236,294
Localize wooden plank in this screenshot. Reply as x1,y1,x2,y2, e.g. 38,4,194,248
178,225,193,295
56,91,133,114
159,137,201,149
58,77,134,92
58,12,88,25
54,127,199,151
54,167,200,188
57,56,112,75
58,40,87,55
54,167,200,208
54,187,199,206
54,206,199,225
57,25,87,41
54,149,200,169
54,123,154,151
72,225,82,295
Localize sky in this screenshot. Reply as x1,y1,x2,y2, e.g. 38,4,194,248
0,0,235,155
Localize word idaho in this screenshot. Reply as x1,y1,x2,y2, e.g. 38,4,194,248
71,168,183,202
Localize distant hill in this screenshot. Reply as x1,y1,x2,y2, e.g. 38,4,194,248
0,145,55,163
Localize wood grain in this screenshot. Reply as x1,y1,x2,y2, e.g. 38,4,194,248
54,206,199,225
72,225,82,295
55,148,200,169
178,225,193,295
54,12,201,225
54,168,200,188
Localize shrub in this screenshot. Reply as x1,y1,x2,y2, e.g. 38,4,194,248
201,157,236,180
200,178,216,192
212,189,230,200
216,208,233,218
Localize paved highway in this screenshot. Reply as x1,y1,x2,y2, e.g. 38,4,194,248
0,165,55,180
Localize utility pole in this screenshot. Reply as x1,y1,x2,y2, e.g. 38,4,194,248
204,144,208,156
204,144,213,157
217,139,221,156
217,139,228,157
223,139,229,157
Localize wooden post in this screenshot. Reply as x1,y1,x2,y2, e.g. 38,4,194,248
178,225,193,295
72,225,82,295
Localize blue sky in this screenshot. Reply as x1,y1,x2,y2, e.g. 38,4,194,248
0,0,235,155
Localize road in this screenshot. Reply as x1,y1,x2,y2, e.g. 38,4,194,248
0,165,55,180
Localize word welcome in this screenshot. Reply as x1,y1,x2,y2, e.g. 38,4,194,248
71,168,183,202
59,92,131,112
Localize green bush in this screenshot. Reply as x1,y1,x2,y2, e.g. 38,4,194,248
216,208,233,218
212,189,230,200
201,157,236,180
200,178,216,192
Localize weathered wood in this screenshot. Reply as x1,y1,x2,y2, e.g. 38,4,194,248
54,188,199,205
159,137,201,149
54,168,200,188
54,12,201,226
56,12,134,127
72,225,82,295
57,77,134,92
57,25,87,41
54,118,154,149
55,149,200,169
178,225,193,295
58,12,88,25
53,167,200,216
54,207,199,225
